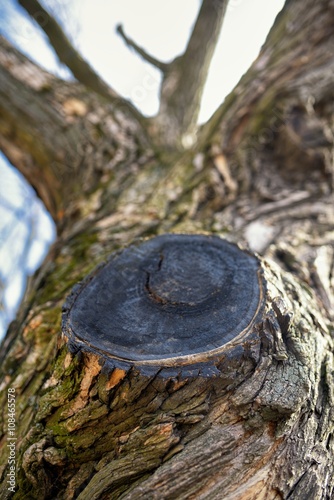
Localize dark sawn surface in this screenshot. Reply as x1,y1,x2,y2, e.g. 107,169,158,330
63,234,264,365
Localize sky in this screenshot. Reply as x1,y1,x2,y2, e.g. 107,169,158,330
0,0,285,338
2,0,285,121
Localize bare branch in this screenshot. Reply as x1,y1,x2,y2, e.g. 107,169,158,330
182,0,228,77
153,0,229,148
0,36,66,219
17,0,144,123
0,37,148,223
116,24,168,73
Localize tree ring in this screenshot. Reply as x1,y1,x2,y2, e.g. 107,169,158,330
63,234,265,367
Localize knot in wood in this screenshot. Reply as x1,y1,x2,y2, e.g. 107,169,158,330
62,234,264,368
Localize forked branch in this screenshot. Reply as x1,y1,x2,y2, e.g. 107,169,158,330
117,0,229,149
19,0,228,149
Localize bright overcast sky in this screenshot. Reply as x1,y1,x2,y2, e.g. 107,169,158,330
5,0,285,122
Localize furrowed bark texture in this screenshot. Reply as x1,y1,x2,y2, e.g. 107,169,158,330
0,0,333,498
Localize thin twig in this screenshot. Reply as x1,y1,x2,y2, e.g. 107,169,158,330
116,24,168,73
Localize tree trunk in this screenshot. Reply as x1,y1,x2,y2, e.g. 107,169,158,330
0,0,333,498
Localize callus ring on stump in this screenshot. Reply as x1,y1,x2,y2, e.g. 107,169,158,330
62,234,265,373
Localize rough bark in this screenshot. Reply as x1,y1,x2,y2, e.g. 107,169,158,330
0,0,333,498
0,36,150,223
